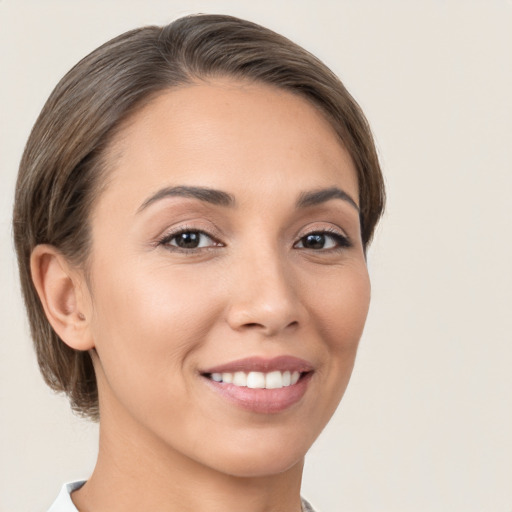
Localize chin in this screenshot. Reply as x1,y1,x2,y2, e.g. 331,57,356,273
216,453,305,479
197,434,310,479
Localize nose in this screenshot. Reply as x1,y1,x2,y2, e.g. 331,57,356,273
225,247,302,337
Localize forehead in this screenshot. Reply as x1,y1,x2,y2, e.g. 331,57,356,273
97,79,358,213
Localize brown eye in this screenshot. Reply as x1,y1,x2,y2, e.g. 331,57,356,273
302,234,327,249
161,230,218,250
173,232,203,248
295,231,351,250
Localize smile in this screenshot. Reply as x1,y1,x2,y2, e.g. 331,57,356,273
207,370,302,389
200,356,314,413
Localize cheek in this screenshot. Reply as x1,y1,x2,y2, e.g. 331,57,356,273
88,260,224,391
308,262,371,351
305,261,370,412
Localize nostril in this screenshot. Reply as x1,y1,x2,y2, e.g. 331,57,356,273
242,320,298,330
243,322,264,329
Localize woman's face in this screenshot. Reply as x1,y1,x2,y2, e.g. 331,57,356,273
83,79,370,477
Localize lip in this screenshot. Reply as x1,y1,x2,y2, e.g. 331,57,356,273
200,356,314,414
201,355,314,374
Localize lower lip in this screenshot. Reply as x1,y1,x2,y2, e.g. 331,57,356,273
202,373,312,414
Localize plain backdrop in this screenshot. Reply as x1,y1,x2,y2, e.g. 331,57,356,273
1,1,511,511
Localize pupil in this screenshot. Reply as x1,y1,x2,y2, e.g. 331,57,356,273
304,234,325,249
177,232,200,248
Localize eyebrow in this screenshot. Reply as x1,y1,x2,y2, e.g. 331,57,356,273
137,185,235,212
296,187,359,212
137,185,359,213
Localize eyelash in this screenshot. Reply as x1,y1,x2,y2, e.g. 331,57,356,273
294,228,352,251
157,227,352,253
157,227,222,253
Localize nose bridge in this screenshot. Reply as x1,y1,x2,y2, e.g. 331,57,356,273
226,239,301,335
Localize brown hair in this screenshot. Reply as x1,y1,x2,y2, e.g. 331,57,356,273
13,14,385,420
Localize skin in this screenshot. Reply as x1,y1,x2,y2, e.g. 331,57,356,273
32,80,371,512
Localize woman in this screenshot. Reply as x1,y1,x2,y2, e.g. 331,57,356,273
13,14,384,512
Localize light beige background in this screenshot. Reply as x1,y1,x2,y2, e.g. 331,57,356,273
1,1,511,511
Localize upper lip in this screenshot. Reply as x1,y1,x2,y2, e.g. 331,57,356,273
201,355,314,375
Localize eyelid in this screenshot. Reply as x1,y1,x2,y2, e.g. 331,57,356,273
156,224,224,251
296,223,349,240
294,225,352,250
154,222,351,252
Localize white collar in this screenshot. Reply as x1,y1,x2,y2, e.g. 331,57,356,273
47,480,85,512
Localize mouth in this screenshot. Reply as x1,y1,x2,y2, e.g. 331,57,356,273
200,356,314,414
203,369,305,389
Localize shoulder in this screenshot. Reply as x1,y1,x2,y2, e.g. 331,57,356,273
47,481,85,512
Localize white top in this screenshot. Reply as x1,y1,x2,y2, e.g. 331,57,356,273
47,480,317,511
47,481,85,512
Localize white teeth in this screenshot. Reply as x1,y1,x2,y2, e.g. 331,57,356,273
265,370,283,389
233,371,247,387
208,369,304,389
222,372,233,383
247,372,266,389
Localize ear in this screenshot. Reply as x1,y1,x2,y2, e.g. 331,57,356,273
30,244,94,351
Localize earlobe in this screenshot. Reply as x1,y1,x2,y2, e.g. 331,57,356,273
30,244,94,351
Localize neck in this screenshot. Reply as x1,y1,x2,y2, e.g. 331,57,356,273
72,399,304,512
